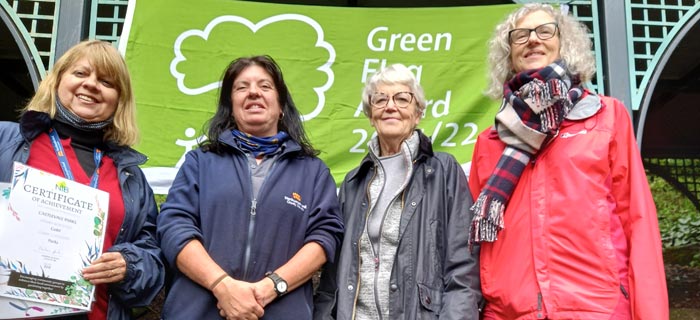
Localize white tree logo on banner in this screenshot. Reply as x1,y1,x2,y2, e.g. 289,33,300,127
169,14,336,121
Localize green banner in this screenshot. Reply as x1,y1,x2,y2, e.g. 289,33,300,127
120,0,517,193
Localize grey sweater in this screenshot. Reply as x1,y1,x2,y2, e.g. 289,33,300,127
355,132,419,319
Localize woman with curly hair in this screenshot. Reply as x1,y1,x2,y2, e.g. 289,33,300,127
468,4,668,319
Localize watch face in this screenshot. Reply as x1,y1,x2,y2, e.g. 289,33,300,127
277,281,288,293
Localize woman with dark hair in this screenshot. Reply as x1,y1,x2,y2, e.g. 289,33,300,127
204,56,317,157
158,55,343,319
469,3,667,319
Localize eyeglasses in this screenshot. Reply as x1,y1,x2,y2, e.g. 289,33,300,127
508,22,559,45
369,92,415,109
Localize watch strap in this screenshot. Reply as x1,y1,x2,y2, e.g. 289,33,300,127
265,272,287,297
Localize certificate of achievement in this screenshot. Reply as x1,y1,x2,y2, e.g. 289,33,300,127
0,182,83,319
0,162,109,313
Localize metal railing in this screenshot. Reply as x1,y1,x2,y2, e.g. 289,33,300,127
89,0,127,43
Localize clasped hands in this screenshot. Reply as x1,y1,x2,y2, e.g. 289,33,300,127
213,275,277,320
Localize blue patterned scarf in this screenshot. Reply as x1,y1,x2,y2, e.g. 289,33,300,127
231,130,289,157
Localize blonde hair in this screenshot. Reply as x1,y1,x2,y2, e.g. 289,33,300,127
485,3,596,99
361,63,426,118
25,40,139,146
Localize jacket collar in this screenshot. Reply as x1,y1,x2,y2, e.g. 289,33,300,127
19,110,51,142
104,141,148,167
565,91,602,120
348,129,433,181
367,130,421,161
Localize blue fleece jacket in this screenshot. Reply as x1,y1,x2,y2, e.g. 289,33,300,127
157,130,343,319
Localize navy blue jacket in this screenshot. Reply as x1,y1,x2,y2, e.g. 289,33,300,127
0,111,165,319
157,129,343,319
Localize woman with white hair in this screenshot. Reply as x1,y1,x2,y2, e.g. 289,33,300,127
314,64,481,319
468,3,668,319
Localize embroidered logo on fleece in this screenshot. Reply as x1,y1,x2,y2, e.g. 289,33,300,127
285,192,307,212
560,129,588,139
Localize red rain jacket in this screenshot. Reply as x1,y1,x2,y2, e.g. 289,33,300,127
469,93,668,320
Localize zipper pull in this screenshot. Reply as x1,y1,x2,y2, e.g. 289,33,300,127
620,284,629,299
374,257,379,271
251,199,257,216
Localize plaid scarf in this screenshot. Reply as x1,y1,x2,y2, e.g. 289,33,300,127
231,129,289,157
469,60,582,246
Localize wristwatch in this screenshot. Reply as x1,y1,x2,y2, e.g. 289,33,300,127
265,272,288,297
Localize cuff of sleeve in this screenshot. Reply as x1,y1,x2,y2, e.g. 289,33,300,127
305,236,333,263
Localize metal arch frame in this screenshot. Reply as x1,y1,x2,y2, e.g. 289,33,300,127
625,2,700,110
1,0,85,77
0,0,46,89
634,5,700,144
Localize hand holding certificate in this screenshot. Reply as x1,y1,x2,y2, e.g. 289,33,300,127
0,162,109,313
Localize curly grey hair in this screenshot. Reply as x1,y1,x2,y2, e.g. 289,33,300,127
361,63,426,118
485,3,596,99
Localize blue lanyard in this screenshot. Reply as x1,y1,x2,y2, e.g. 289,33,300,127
48,128,102,189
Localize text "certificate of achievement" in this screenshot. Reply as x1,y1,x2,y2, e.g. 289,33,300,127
0,162,109,312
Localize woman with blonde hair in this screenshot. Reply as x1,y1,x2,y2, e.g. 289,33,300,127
0,40,164,319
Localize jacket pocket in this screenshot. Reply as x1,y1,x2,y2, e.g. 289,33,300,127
417,283,442,314
313,288,339,319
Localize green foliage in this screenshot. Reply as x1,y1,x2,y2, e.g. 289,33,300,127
670,308,700,320
649,174,700,266
154,194,167,210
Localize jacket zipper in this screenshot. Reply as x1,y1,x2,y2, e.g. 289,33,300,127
114,170,132,243
106,294,112,318
370,151,413,319
370,220,384,320
351,168,377,320
369,157,409,320
242,198,257,279
370,191,404,320
242,158,279,279
370,166,388,320
620,284,629,299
